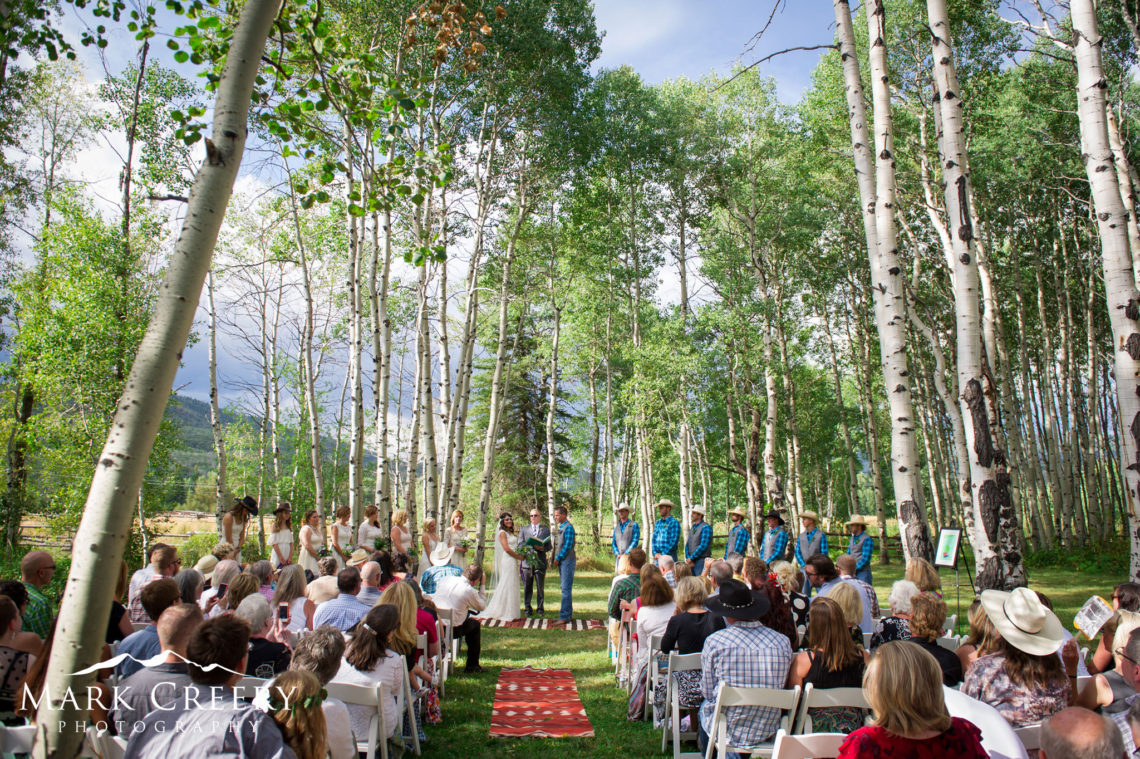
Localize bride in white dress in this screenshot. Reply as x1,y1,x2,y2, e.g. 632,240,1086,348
479,513,523,621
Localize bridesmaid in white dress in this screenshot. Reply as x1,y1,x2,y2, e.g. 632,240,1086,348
445,508,470,569
357,505,384,550
479,513,522,621
329,505,353,569
267,504,294,570
418,518,439,578
390,509,413,564
297,510,322,577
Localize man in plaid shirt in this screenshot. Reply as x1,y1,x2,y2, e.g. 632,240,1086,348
758,510,787,563
20,551,56,638
651,500,681,562
846,514,875,585
127,544,180,624
700,579,793,754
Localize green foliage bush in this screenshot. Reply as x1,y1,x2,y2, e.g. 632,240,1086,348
0,549,71,602
1026,537,1128,576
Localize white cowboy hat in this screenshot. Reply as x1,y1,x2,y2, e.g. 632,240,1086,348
347,548,370,567
429,544,456,567
980,587,1065,657
729,507,749,520
845,514,867,528
614,503,630,513
194,555,218,582
689,505,706,516
800,510,821,523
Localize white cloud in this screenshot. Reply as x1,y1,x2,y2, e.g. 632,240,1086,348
593,0,686,65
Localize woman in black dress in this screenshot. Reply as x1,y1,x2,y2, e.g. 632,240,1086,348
787,596,868,733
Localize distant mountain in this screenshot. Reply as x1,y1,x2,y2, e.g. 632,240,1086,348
164,394,256,472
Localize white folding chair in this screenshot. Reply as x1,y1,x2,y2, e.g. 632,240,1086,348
660,652,703,759
944,614,958,636
1014,723,1041,752
643,633,666,720
770,729,845,759
861,632,871,649
616,610,633,684
623,618,638,694
436,607,459,664
84,726,127,759
936,635,960,652
791,684,869,734
435,616,449,697
0,724,34,754
398,663,422,756
703,683,801,759
326,681,390,759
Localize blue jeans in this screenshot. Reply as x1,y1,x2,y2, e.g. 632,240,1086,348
691,557,708,576
855,567,873,585
698,718,742,759
559,557,576,620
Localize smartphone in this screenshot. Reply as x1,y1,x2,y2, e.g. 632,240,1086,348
278,603,289,621
216,583,228,599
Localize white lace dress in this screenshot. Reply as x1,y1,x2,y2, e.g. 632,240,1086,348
418,535,438,578
479,530,520,621
446,526,470,569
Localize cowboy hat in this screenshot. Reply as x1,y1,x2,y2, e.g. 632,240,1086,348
236,495,258,516
799,510,821,523
690,505,706,516
729,507,749,520
194,554,218,582
273,503,291,515
614,503,631,513
430,544,456,567
981,587,1065,657
764,509,785,525
347,549,370,567
845,514,867,528
705,579,771,621
656,499,677,511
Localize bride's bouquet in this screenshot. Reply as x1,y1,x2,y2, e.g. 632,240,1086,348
522,545,541,566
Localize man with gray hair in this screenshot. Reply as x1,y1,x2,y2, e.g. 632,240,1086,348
235,594,291,678
250,560,274,601
356,561,383,607
1040,707,1123,759
707,560,733,598
725,552,744,577
658,555,676,589
110,603,203,729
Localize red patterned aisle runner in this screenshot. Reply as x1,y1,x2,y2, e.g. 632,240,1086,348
479,617,603,630
489,667,595,738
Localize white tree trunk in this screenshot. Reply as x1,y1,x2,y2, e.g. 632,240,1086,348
544,291,562,515
345,146,365,525
1071,0,1140,579
207,269,227,538
31,2,279,754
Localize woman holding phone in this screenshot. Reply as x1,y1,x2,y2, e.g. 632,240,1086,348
273,565,315,633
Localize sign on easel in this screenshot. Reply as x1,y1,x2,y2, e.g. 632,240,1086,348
934,527,962,568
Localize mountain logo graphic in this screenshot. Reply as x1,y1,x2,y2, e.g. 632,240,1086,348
69,649,244,678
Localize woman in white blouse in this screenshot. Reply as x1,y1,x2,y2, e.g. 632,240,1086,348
329,505,353,569
419,518,440,577
333,604,403,741
390,509,412,564
267,504,294,569
357,505,384,550
297,510,322,577
271,564,315,632
444,508,469,569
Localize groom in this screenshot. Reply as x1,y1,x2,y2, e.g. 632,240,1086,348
551,505,576,622
519,507,551,617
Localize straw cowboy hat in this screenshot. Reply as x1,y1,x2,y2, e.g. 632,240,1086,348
799,510,821,523
764,510,785,525
690,505,706,516
430,544,456,567
347,549,370,567
705,579,771,621
729,507,749,520
614,503,630,514
981,587,1065,657
194,554,218,582
845,514,868,528
656,499,677,511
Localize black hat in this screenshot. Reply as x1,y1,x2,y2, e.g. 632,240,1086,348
705,579,771,621
236,495,258,516
765,510,785,525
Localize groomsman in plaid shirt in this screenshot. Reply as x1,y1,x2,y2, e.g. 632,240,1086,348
725,507,752,559
758,510,787,564
651,500,681,563
846,514,875,585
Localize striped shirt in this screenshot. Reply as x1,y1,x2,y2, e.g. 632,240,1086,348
700,621,793,749
652,516,681,558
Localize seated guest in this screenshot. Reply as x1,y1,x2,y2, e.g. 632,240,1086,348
805,554,842,601
432,564,486,673
742,558,796,650
378,581,433,687
829,578,870,640
109,603,203,728
905,556,942,596
0,595,33,720
656,577,725,721
307,557,341,604
770,560,809,644
19,551,56,638
118,578,181,678
126,544,176,625
870,580,919,649
706,559,733,598
673,561,692,583
273,564,316,633
658,555,676,589
962,587,1071,727
193,555,218,588
199,559,240,616
267,670,327,759
1040,706,1124,759
608,547,647,620
356,561,383,607
107,561,134,644
313,568,368,632
289,626,355,759
420,545,462,595
955,598,1000,673
391,553,411,582
222,573,261,614
724,552,744,579
1087,626,1140,740
699,579,793,754
0,583,44,654
250,560,275,602
367,550,397,592
17,619,108,726
333,604,402,741
235,594,292,678
839,641,986,758
836,554,880,618
174,568,205,606
123,615,293,758
908,593,963,686
633,565,675,671
1090,582,1140,674
786,596,868,733
211,541,238,562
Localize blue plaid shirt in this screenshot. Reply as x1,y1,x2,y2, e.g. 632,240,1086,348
848,532,874,571
685,521,712,561
652,516,681,558
758,527,786,562
420,563,463,595
700,621,793,748
555,522,576,562
611,520,641,556
312,593,369,631
727,524,752,558
794,528,828,566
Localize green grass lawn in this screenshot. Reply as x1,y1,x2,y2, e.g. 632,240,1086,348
420,550,1126,758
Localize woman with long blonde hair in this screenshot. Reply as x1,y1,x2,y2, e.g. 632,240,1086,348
905,556,942,596
390,509,412,565
444,508,469,569
378,582,432,687
419,517,440,577
268,669,328,759
268,504,293,570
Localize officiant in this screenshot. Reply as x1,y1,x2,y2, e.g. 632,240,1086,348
519,507,552,617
